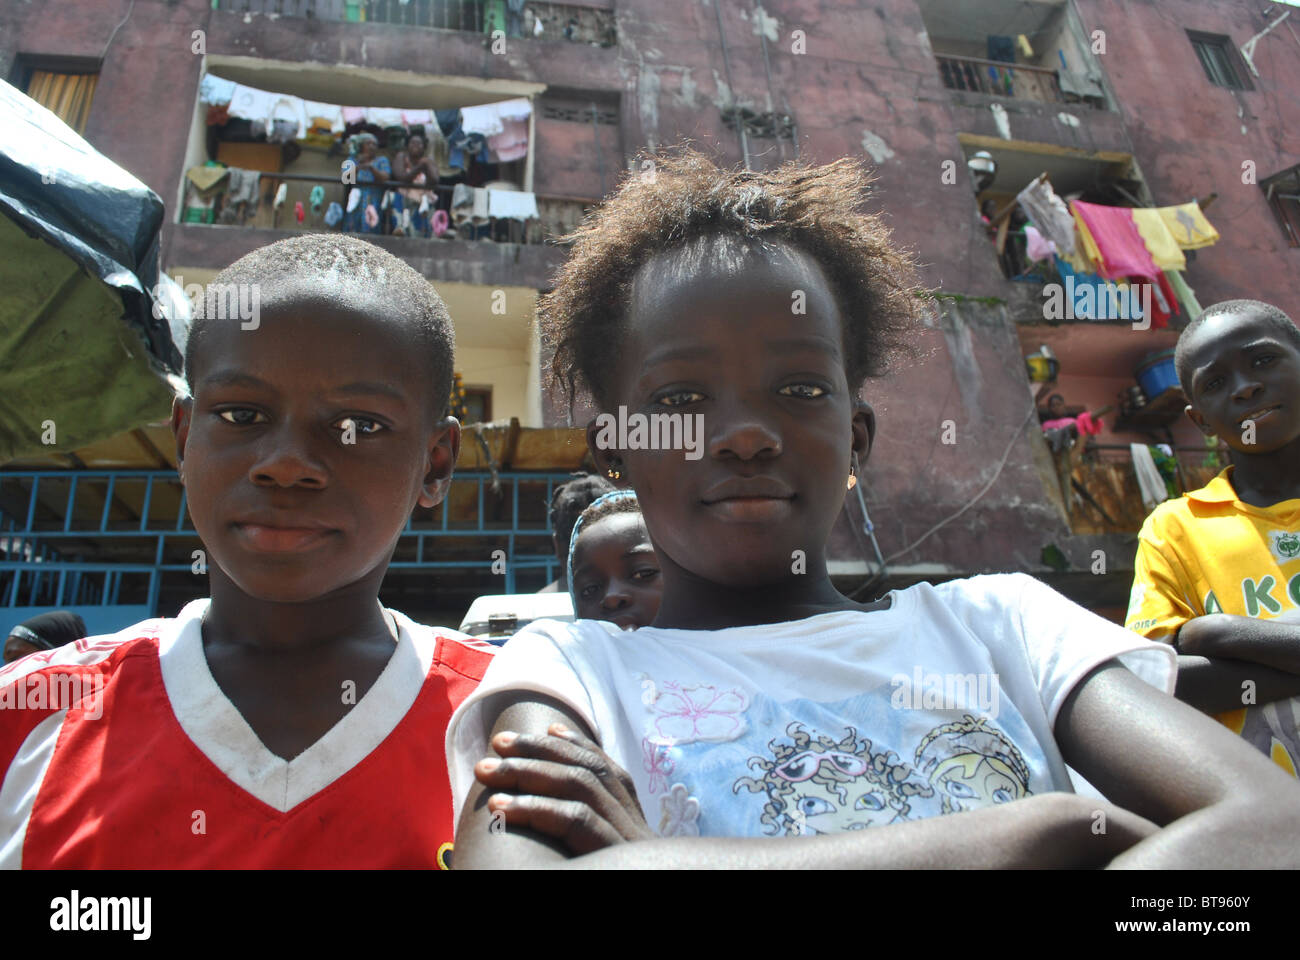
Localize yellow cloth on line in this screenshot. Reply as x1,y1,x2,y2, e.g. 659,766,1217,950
1157,202,1220,249
1131,208,1187,269
1071,210,1105,272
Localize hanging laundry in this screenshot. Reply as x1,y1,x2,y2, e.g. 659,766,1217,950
199,74,237,105
303,101,345,133
1016,178,1076,257
1130,208,1187,270
227,84,281,124
1024,224,1056,262
425,124,457,178
365,106,405,127
487,117,529,163
1130,444,1169,511
294,201,305,224
459,103,505,137
435,109,461,138
1165,269,1203,318
487,188,539,221
324,201,344,227
494,97,532,121
1052,254,1144,323
309,185,326,214
402,108,434,126
1157,201,1220,249
1070,200,1159,280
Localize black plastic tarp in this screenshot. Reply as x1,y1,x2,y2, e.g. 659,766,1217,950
0,78,187,462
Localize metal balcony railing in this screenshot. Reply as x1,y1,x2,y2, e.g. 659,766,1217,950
936,54,1101,109
214,0,616,45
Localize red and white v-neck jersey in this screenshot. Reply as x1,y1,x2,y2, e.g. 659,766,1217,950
0,600,494,869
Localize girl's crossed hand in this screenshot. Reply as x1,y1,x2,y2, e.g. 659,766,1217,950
474,723,655,856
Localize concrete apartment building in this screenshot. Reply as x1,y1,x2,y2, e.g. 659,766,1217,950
1,0,1297,629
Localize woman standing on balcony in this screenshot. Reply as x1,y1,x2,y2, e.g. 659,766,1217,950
392,134,439,238
343,133,390,235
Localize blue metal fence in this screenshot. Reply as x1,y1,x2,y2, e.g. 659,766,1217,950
0,469,571,633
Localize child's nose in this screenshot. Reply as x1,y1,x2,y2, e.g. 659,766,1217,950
601,582,632,608
250,424,329,488
708,408,783,461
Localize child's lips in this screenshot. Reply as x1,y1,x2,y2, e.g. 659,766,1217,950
1239,405,1280,425
703,496,795,523
232,523,337,553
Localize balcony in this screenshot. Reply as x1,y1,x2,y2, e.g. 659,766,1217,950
918,0,1109,111
937,54,1083,108
215,0,616,45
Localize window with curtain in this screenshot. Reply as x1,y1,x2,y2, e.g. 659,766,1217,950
25,70,99,134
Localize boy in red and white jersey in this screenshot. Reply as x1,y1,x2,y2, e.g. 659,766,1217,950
0,236,495,868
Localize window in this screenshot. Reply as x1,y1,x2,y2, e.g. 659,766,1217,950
1187,31,1253,91
1262,164,1300,248
12,57,100,134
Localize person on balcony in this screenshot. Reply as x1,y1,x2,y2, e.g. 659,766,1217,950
343,133,390,235
392,134,439,238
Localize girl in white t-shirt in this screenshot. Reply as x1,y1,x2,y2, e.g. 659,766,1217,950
447,150,1300,868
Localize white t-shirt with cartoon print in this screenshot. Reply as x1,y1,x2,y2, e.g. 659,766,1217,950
446,574,1175,839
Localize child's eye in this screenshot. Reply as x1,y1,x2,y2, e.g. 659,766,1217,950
1252,355,1276,367
778,384,829,399
217,408,267,426
578,582,603,601
632,566,661,581
335,416,385,436
654,390,705,407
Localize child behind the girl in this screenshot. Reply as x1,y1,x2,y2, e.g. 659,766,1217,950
566,490,662,629
447,150,1300,868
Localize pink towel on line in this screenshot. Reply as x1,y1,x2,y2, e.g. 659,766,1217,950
1071,200,1159,281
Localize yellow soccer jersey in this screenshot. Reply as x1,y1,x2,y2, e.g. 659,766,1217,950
1126,467,1300,776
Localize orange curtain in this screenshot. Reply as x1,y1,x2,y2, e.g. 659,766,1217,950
27,70,99,134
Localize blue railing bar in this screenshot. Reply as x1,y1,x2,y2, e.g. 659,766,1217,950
24,477,39,532
140,475,154,533
63,476,78,533
100,474,116,531
176,489,188,531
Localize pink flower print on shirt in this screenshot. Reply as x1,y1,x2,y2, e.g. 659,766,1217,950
647,680,749,745
659,783,701,837
642,737,675,794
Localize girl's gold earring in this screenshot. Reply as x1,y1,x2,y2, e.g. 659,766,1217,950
607,466,622,481
846,472,857,491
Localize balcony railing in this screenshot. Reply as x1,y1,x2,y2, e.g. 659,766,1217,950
1058,445,1223,535
936,54,1101,109
187,169,593,245
215,0,617,45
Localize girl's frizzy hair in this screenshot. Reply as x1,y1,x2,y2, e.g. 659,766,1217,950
566,490,643,603
539,146,930,409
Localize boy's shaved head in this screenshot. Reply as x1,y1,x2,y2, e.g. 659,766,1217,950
184,234,455,416
1175,299,1300,394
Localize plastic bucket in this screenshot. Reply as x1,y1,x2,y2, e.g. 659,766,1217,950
1026,354,1060,382
1135,348,1179,399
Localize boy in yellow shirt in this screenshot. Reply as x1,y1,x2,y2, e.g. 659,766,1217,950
1127,299,1300,774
